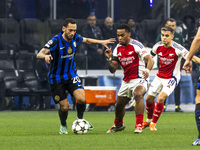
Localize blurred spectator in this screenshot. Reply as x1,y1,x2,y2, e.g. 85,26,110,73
178,15,197,49
101,17,117,49
82,14,106,69
156,18,184,112
126,17,147,46
0,0,19,20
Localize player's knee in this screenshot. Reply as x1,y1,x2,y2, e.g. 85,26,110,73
157,97,165,103
134,92,144,101
77,99,86,104
60,104,69,112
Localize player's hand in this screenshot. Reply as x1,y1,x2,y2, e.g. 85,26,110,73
183,59,192,74
45,55,53,64
101,38,116,49
142,69,150,79
104,48,112,60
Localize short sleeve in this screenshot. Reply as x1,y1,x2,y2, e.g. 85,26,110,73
44,37,58,52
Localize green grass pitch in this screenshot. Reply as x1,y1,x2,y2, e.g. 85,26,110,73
0,110,199,150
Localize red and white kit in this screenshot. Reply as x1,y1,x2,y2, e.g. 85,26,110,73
113,39,150,98
149,41,189,96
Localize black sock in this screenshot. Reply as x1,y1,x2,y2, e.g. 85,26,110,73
76,102,86,119
58,109,68,126
195,103,200,139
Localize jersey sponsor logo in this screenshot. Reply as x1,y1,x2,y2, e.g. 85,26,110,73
61,53,74,59
159,57,174,65
158,52,162,56
119,56,135,65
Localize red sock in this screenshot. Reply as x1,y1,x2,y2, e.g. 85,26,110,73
152,102,164,123
114,117,123,127
136,114,144,127
146,101,155,119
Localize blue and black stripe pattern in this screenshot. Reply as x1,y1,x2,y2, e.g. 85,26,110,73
44,32,83,84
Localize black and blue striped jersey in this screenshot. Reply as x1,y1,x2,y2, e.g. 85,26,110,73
44,32,83,84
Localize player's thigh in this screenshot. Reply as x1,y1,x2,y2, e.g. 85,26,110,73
148,76,162,97
73,89,85,103
162,78,177,96
50,83,68,104
195,89,200,104
133,85,146,99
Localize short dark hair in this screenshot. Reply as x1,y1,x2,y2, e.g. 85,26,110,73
63,18,76,27
117,24,131,33
166,18,176,24
161,26,175,34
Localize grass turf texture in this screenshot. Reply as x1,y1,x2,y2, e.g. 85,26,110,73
0,111,199,150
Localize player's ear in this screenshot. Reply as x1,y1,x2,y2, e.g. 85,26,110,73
62,26,66,32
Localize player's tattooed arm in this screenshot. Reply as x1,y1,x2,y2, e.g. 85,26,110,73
36,48,53,64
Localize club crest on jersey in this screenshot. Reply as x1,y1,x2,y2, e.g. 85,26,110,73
68,47,72,53
158,52,162,56
128,51,133,55
73,41,76,47
118,52,122,56
169,53,174,56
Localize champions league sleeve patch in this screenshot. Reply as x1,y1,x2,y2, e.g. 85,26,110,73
44,40,53,48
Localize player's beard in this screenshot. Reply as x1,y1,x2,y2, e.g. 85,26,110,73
65,33,73,41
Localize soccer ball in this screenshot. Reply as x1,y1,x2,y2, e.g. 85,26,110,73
72,119,89,134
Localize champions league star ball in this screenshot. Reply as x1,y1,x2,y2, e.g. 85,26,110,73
72,119,89,134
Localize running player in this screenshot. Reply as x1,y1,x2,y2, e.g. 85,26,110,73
183,26,200,146
142,26,200,131
105,24,154,134
36,18,115,134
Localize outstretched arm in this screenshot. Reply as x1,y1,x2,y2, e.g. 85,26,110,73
104,48,119,73
82,38,116,49
36,48,53,64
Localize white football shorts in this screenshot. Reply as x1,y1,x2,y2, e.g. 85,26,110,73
148,76,179,97
118,78,148,99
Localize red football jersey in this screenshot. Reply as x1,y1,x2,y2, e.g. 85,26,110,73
113,39,150,82
151,41,189,80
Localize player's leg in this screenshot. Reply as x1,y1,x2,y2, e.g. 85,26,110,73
150,92,168,131
73,88,86,119
59,99,69,134
107,96,130,133
51,83,69,134
133,85,146,133
73,88,93,131
192,89,200,146
142,94,156,129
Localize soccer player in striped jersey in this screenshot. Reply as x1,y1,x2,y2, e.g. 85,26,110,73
37,18,115,134
105,24,154,134
142,26,200,132
183,26,200,146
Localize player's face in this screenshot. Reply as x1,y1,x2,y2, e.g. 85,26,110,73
161,30,174,47
62,23,77,41
117,29,131,46
165,21,176,30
